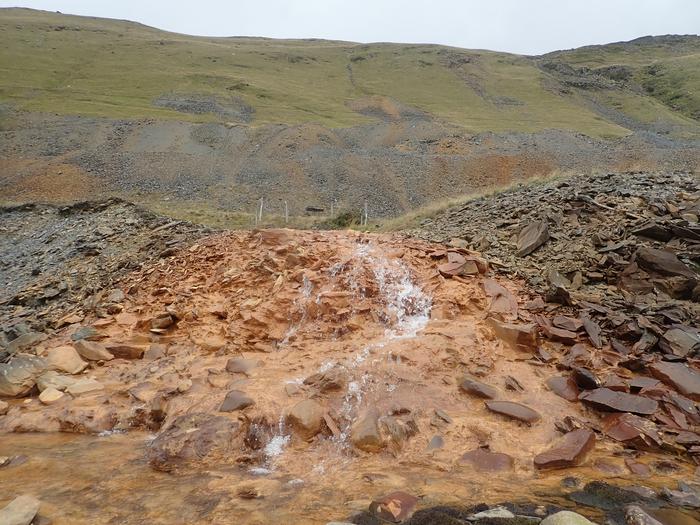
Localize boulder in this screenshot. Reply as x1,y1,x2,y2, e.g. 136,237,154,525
0,495,41,525
0,354,46,397
219,390,254,412
459,376,498,399
540,511,595,525
351,409,384,452
579,388,658,415
73,340,114,361
286,399,324,440
459,448,513,472
39,387,65,405
45,346,87,374
517,220,549,256
648,361,700,401
146,413,242,472
534,429,596,470
369,491,418,523
485,400,541,423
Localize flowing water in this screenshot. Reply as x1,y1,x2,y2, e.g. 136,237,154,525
1,232,698,524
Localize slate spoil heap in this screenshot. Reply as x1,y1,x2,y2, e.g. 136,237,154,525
412,170,700,463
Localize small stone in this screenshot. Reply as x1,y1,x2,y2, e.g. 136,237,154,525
485,400,541,423
226,358,260,376
540,511,595,525
624,505,663,525
286,399,324,440
546,376,580,402
351,409,384,452
143,343,167,360
459,376,498,399
648,361,700,401
572,367,601,390
197,335,227,352
45,346,87,374
625,459,652,478
70,326,102,341
176,379,192,393
579,388,658,415
104,343,146,359
427,435,444,450
487,319,538,351
517,220,549,256
534,429,596,470
73,340,113,361
0,494,41,525
469,506,516,520
66,378,104,396
39,387,64,405
459,448,514,472
219,390,254,412
369,491,418,523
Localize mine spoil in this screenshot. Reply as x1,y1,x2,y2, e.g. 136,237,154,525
1,172,699,525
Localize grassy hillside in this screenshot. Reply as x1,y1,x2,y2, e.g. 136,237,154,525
1,8,698,138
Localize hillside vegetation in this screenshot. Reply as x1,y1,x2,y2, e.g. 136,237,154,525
1,8,698,138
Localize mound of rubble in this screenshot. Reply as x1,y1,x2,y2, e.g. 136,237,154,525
0,199,209,351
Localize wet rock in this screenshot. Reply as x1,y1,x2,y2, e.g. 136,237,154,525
658,326,700,357
45,346,87,374
286,399,325,440
0,494,41,525
146,413,242,472
624,505,663,525
66,378,103,396
73,340,114,361
219,390,254,412
572,368,601,390
485,400,541,423
648,361,700,401
0,354,46,397
369,491,418,523
36,371,78,392
225,358,260,376
351,409,385,452
624,460,652,478
579,388,658,415
534,429,596,470
459,448,514,472
517,220,549,256
38,387,64,405
568,481,656,510
459,376,498,399
603,413,663,450
487,319,538,351
540,511,595,525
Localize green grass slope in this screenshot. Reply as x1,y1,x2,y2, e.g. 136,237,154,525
0,8,698,137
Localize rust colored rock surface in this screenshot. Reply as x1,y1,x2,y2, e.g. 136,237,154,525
460,448,514,472
579,388,658,415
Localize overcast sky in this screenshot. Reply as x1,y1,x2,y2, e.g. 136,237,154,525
1,0,698,54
